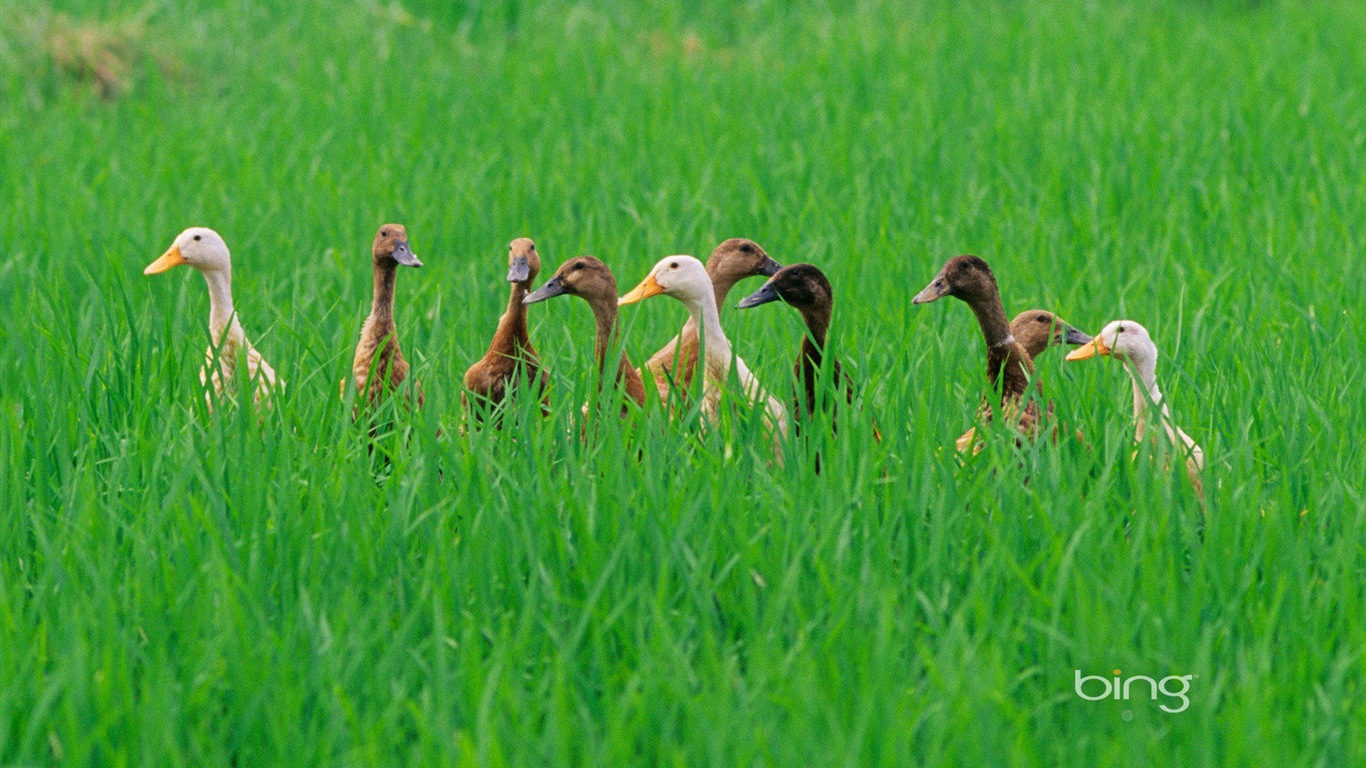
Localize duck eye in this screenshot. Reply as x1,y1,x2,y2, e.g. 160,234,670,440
1117,325,1125,333
382,230,388,237
669,262,678,269
193,235,201,241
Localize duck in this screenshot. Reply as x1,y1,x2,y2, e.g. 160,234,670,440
736,263,869,429
463,237,550,416
522,255,647,410
620,256,788,438
352,223,423,406
642,238,780,402
1066,320,1206,497
954,309,1092,452
913,255,1045,441
144,227,278,409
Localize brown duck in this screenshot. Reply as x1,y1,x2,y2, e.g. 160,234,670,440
352,223,423,406
955,308,1092,452
914,255,1052,441
523,255,647,410
642,238,780,401
463,237,549,413
737,263,871,432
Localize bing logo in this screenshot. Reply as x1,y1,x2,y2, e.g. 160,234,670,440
1074,669,1194,714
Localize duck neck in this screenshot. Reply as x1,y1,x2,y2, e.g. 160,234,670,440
587,295,619,380
496,280,531,347
202,268,238,341
797,302,830,372
1125,356,1163,439
369,260,398,327
688,288,731,360
706,268,740,312
969,294,1032,395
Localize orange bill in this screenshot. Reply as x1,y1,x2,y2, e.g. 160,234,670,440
1065,336,1112,361
144,244,187,275
618,273,665,305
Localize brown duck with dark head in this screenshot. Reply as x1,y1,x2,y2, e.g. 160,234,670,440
352,223,423,406
913,255,1046,438
523,255,646,410
463,237,549,414
643,238,780,401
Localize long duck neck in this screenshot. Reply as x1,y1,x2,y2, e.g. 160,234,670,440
202,268,239,342
1124,355,1164,442
588,295,620,378
797,302,831,368
967,293,1033,398
369,260,398,328
686,287,732,359
496,280,532,348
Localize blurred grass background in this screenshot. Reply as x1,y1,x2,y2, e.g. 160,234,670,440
0,0,1363,765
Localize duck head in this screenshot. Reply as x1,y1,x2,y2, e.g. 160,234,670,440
145,227,231,275
506,237,540,284
737,263,832,310
619,256,711,306
1011,309,1091,359
707,238,781,283
372,223,421,267
523,255,616,305
912,255,997,305
1066,320,1157,367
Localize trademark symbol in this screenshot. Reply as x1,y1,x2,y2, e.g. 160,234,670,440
1121,710,1134,721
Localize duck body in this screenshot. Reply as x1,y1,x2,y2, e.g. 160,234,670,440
622,255,788,438
463,237,549,414
914,255,1042,437
643,238,780,403
353,223,423,406
1067,320,1205,496
523,255,646,411
144,227,278,409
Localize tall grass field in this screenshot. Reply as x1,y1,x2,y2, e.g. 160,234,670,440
1,0,1363,764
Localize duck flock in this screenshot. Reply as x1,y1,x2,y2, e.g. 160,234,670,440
145,225,1206,494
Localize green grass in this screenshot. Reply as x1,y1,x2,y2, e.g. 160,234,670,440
2,0,1364,764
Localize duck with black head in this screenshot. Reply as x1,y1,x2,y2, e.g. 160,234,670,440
737,263,874,437
463,237,550,418
352,223,423,407
913,255,1046,441
523,255,647,411
643,238,780,403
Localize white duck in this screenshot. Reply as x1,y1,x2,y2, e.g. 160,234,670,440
144,227,279,408
1066,320,1204,497
619,256,788,439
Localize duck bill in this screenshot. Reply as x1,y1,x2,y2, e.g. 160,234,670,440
1065,336,1111,361
391,239,422,267
144,244,187,275
618,274,665,305
1063,325,1093,346
507,255,531,283
523,277,567,305
912,269,949,304
737,281,780,309
758,255,782,277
